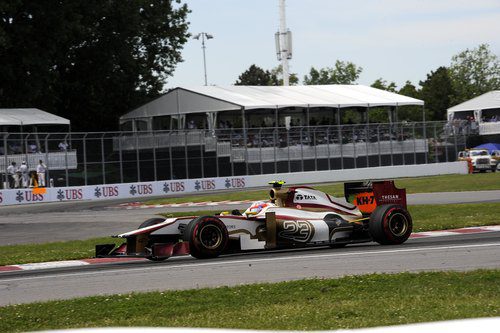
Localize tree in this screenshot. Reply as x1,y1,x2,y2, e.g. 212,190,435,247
0,0,190,131
270,65,299,85
303,60,362,85
449,44,500,104
397,81,423,122
420,67,455,121
235,64,278,86
371,78,397,92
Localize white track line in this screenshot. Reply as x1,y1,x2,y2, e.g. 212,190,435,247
3,242,500,282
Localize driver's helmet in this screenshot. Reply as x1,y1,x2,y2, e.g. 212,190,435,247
244,201,273,216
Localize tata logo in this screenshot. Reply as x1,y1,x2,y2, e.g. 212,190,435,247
295,193,316,201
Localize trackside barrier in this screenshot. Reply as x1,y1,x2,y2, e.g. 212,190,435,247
0,162,468,206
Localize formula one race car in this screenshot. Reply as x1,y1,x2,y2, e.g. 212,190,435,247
96,180,412,261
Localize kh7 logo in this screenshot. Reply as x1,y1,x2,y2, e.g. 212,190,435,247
354,192,376,212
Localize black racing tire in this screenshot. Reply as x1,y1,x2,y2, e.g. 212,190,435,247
139,217,165,229
369,204,412,245
183,216,228,259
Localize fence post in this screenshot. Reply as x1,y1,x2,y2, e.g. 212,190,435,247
64,133,69,187
274,128,278,174
352,127,357,169
287,128,291,173
44,133,50,186
377,125,381,166
326,127,331,170
169,131,174,180
3,133,8,188
184,130,189,179
433,123,438,163
83,134,88,185
152,131,158,181
313,127,318,171
365,125,369,168
339,125,344,169
300,127,304,171
135,132,140,182
118,133,123,183
101,133,106,184
200,130,204,179
412,123,417,164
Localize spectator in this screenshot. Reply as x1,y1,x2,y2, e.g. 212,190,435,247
28,142,38,153
36,159,47,187
187,120,196,129
19,161,29,188
58,141,69,151
7,161,17,189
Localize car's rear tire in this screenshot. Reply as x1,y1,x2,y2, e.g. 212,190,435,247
369,204,412,245
139,217,165,229
183,216,228,259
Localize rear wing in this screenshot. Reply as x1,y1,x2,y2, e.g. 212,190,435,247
344,180,407,214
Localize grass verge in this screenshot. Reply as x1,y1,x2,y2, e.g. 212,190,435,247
145,172,500,205
0,203,498,266
0,270,499,332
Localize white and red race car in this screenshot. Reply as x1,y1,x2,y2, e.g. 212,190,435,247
96,180,412,261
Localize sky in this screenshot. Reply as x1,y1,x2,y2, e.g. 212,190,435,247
165,0,500,90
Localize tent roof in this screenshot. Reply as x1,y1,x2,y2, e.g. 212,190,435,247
121,85,423,120
448,91,500,113
0,108,70,126
474,142,500,153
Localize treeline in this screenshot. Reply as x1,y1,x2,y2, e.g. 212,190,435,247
0,0,190,131
235,44,500,122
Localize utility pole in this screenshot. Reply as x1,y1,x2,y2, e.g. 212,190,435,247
275,0,292,85
193,32,214,86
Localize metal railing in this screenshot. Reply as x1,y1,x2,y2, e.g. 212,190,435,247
0,121,468,188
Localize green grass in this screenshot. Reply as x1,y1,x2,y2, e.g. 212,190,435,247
0,237,123,267
409,203,500,232
145,172,500,205
0,270,499,332
0,203,498,266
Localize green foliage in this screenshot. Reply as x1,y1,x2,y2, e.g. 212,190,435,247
371,78,397,92
0,0,190,131
449,44,500,105
270,65,299,85
1,270,499,331
303,60,363,85
419,67,455,121
397,81,423,121
235,64,279,85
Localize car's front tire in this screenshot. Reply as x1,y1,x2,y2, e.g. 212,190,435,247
183,216,228,259
369,204,412,245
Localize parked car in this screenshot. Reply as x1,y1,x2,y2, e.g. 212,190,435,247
458,149,495,172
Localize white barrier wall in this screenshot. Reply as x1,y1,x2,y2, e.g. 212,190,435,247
0,162,468,206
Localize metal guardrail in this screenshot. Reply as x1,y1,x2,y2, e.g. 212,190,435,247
0,150,77,171
0,121,468,188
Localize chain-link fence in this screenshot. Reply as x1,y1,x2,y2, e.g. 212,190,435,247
1,121,468,188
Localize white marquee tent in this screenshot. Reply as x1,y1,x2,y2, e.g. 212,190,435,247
447,90,500,118
121,85,424,125
0,108,70,126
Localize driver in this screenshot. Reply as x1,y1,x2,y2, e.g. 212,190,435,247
244,200,275,216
